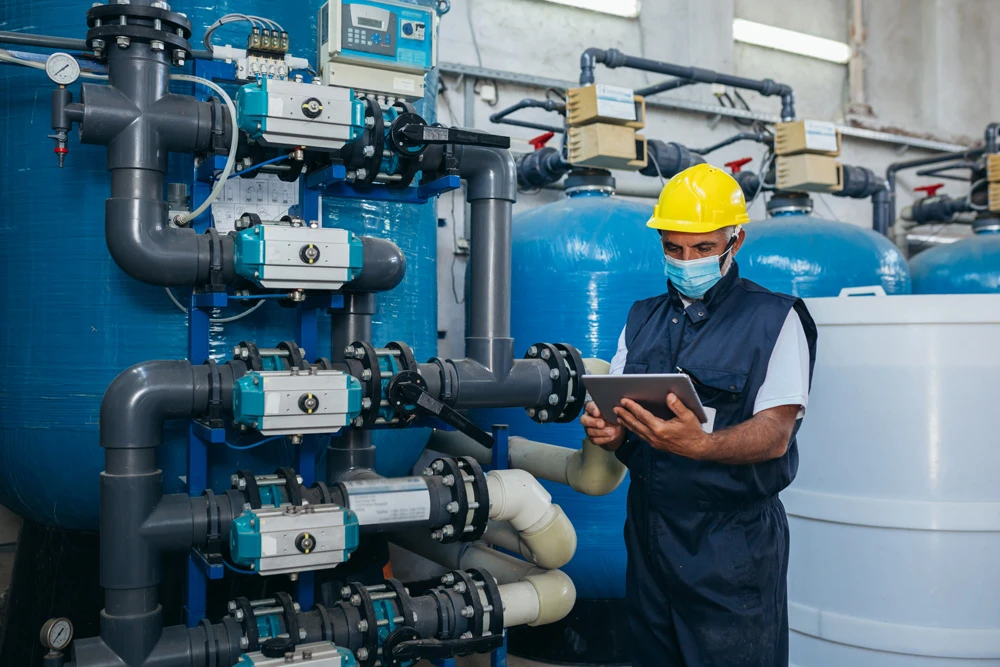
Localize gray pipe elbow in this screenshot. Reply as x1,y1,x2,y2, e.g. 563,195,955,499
344,237,406,292
100,360,209,450
456,145,518,202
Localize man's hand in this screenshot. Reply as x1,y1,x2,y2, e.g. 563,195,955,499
581,401,626,451
613,393,710,460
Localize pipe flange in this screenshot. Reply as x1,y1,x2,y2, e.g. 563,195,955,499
552,342,587,423
273,592,300,648
385,578,415,628
231,596,260,651
313,604,334,641
86,4,193,60
450,570,486,636
234,470,262,509
466,568,504,635
347,341,382,426
346,582,380,667
274,468,303,506
432,457,468,543
313,481,333,504
234,341,264,371
457,457,489,542
277,340,308,370
385,341,418,373
524,342,570,424
383,627,421,667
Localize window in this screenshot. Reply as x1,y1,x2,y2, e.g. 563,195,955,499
733,19,852,64
538,0,640,19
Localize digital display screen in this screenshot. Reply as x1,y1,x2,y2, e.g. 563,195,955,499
356,16,383,29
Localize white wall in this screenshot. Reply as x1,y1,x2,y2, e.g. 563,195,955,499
433,0,996,357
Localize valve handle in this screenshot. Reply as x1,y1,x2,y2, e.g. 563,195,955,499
725,157,753,174
386,371,494,448
386,634,505,663
914,182,945,197
528,131,555,150
398,124,511,150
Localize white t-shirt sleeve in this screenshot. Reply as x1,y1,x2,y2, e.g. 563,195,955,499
753,309,811,418
608,326,628,376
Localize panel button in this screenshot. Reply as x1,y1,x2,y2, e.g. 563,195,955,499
402,22,414,36
372,33,381,44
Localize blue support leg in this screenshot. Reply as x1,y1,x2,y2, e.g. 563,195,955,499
490,424,510,664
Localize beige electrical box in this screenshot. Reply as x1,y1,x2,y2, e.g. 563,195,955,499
776,154,844,193
567,123,648,170
989,183,1000,212
987,154,1000,182
566,85,645,129
775,120,841,157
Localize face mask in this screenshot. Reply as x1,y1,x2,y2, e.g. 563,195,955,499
663,236,737,299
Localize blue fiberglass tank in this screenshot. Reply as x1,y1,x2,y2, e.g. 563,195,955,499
739,193,912,296
909,220,1000,293
476,173,663,661
0,0,437,529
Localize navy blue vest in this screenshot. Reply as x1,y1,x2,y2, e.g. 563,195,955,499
617,262,817,511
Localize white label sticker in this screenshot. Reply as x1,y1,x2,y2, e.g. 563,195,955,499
803,120,839,152
344,477,431,525
264,392,281,415
393,76,417,93
595,84,636,121
261,534,278,556
269,95,285,117
210,172,300,233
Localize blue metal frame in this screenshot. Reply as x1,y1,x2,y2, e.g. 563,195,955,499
306,166,460,204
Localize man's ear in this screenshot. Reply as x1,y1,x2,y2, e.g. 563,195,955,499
731,228,747,256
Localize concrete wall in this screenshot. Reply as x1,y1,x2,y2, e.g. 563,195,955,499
433,0,995,358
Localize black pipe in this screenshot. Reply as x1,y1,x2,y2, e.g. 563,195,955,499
0,30,88,51
906,194,973,224
488,98,566,134
639,140,704,179
579,48,796,120
635,78,696,97
689,131,771,156
985,122,1000,154
884,148,985,237
516,147,571,189
872,183,892,237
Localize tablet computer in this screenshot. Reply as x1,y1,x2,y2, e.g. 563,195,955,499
582,373,708,425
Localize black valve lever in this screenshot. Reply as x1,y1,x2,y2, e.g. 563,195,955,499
399,124,511,150
384,630,504,664
386,371,495,448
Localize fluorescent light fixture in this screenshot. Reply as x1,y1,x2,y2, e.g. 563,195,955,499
733,18,852,64
539,0,641,19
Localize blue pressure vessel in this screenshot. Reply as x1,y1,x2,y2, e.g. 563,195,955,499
479,177,664,600
739,194,912,297
909,222,1000,293
0,0,437,529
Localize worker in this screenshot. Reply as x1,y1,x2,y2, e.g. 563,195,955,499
581,164,817,667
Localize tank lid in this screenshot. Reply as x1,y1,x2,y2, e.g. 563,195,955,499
766,191,814,217
973,217,1000,234
564,169,615,197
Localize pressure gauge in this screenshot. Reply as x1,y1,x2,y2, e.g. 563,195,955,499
44,52,81,86
40,617,74,651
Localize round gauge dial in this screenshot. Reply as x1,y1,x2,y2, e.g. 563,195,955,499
45,52,81,86
40,617,74,651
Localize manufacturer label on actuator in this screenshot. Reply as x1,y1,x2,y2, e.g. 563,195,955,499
803,120,839,152
595,84,637,121
343,477,431,525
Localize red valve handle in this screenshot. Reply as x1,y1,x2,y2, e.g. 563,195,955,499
914,183,945,197
725,157,753,174
528,131,555,151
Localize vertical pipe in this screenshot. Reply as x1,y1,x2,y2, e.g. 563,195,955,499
329,292,377,479
847,0,868,114
463,77,476,241
466,199,514,378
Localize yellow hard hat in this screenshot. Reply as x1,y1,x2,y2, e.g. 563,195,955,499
646,163,751,233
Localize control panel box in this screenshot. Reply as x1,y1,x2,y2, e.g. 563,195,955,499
318,0,437,99
566,85,646,129
776,154,844,193
987,153,1000,182
775,120,841,157
567,123,648,170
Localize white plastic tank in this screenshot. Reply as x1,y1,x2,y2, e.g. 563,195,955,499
784,292,1000,666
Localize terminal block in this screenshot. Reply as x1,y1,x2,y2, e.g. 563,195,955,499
232,369,363,435
233,215,364,291
230,503,360,575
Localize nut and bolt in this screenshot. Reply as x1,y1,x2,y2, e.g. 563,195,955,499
353,416,365,427
283,654,294,663
252,376,259,385
362,145,376,157
446,501,459,513
294,74,304,82
357,648,369,661
527,346,538,357
538,409,549,420
422,467,434,476
350,594,362,606
341,586,352,599
310,220,320,229
357,619,369,632
237,478,247,490
460,606,475,618
152,0,169,8
361,369,372,381
441,474,455,487
302,650,312,660
345,345,357,357
355,168,368,180
227,600,238,612
362,397,372,409
234,609,244,621
527,408,536,417
460,632,474,639
239,637,249,649
172,49,185,66
296,475,304,484
442,525,455,537
116,36,131,48
549,368,560,379
365,117,376,128
290,435,302,445
540,348,551,360
431,460,445,473
354,348,366,360
230,474,239,488
431,529,444,540
92,38,105,54
440,573,455,585
453,581,467,593
150,39,164,52
298,628,307,639
249,519,255,527
548,393,560,405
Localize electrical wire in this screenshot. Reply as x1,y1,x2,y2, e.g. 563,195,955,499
170,74,238,224
817,193,842,221
202,13,285,52
164,288,267,323
0,49,107,79
449,189,465,304
227,435,286,451
223,559,256,575
968,179,989,211
227,154,291,180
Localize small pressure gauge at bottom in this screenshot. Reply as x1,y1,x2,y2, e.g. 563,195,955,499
44,52,81,86
40,617,74,651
